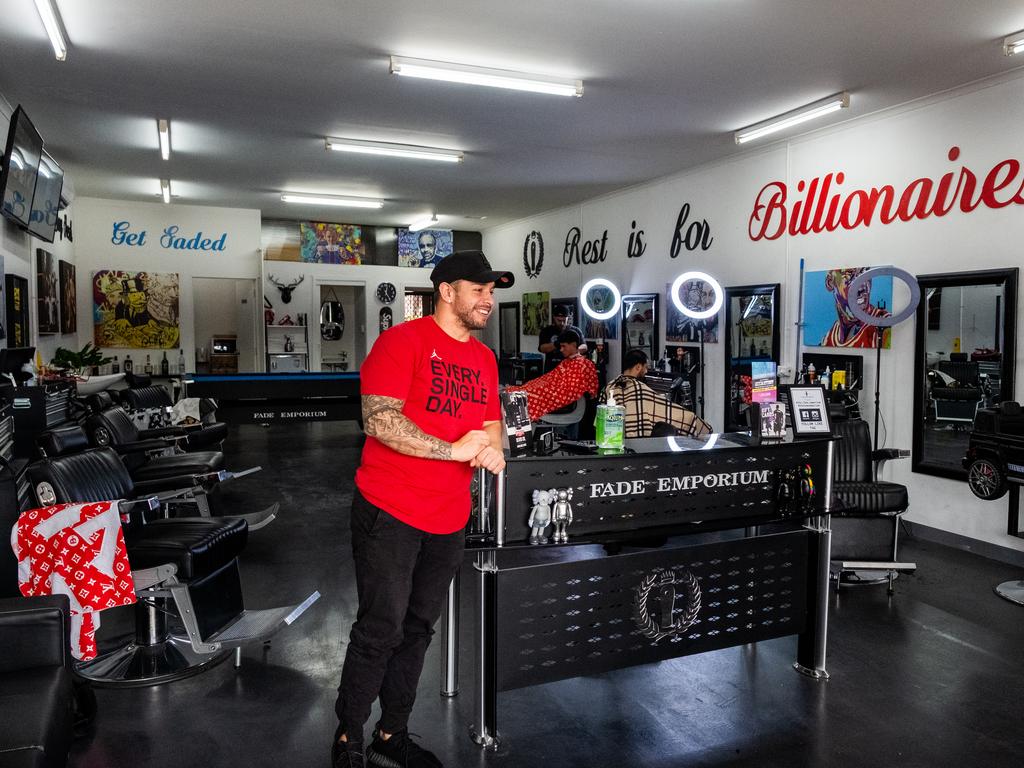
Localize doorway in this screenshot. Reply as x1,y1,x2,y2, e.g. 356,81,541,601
192,277,258,372
319,284,366,371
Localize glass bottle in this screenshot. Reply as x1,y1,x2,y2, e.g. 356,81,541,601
111,355,120,374
160,351,169,376
144,355,153,375
123,354,133,374
178,350,186,374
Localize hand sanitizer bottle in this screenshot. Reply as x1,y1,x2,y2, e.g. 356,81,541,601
595,392,625,451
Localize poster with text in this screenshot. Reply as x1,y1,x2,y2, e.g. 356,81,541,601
665,280,719,343
93,270,180,349
298,221,364,264
36,249,59,335
804,267,892,349
397,228,453,268
59,260,77,334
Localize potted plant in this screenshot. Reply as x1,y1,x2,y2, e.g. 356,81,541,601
51,343,112,377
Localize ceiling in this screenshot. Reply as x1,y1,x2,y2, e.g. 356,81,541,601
2,0,1024,230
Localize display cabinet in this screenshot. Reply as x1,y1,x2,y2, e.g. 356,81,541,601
266,324,308,372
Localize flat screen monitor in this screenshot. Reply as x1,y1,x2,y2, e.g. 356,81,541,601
0,106,43,230
27,151,63,242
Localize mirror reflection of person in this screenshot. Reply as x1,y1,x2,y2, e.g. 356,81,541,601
821,268,891,348
507,330,598,421
538,304,586,372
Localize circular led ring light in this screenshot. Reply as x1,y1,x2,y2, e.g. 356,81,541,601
847,267,921,327
580,278,622,321
671,271,724,320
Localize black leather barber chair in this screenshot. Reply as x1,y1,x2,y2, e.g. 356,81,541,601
830,419,917,594
930,359,985,426
42,425,276,531
118,385,228,452
25,443,319,686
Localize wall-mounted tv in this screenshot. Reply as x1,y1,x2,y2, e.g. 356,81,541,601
0,106,44,230
27,151,63,242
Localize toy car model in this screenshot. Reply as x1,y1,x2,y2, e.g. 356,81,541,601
962,401,1024,500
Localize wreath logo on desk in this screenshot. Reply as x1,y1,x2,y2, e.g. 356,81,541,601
632,568,701,642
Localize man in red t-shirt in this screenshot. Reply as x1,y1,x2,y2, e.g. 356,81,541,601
333,251,513,768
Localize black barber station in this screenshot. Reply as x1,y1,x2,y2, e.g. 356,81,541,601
440,432,836,750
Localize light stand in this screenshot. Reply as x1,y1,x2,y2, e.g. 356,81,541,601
873,302,885,453
698,321,707,420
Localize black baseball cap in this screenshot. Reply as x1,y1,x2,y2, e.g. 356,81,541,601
430,250,514,289
552,304,569,317
557,329,582,346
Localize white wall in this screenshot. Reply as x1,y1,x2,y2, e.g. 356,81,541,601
483,70,1024,556
73,197,262,371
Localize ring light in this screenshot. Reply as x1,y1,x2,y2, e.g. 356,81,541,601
847,267,921,327
580,278,622,321
671,271,723,320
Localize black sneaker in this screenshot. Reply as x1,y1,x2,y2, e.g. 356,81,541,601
332,736,365,768
366,730,442,768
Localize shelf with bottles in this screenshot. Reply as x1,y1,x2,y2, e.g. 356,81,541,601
266,324,308,355
117,349,189,378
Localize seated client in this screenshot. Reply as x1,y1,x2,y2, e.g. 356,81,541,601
600,348,712,438
506,329,599,421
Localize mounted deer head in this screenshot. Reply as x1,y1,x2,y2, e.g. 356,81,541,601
268,273,305,303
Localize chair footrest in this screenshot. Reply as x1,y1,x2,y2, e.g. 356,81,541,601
835,560,917,572
203,591,320,649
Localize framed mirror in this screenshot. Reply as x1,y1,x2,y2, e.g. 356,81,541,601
912,268,1017,480
499,301,520,358
621,293,658,368
724,284,781,432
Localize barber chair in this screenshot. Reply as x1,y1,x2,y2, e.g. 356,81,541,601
118,385,228,451
25,441,319,686
830,419,917,594
43,424,276,531
539,396,588,440
931,359,985,425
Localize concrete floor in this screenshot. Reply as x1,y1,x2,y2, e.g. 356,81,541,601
69,421,1024,768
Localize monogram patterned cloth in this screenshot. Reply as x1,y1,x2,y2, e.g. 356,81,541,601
506,354,599,422
12,501,136,660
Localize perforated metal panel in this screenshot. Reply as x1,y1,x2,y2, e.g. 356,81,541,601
495,530,808,691
503,441,827,543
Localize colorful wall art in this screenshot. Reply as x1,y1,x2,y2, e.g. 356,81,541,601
59,260,76,334
397,228,453,268
803,266,893,349
93,270,180,349
298,221,365,264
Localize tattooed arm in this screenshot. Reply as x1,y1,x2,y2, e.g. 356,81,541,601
362,395,489,462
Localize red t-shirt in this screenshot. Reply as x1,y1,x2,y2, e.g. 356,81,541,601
355,316,500,533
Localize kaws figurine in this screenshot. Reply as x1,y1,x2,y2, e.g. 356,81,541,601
551,487,574,544
528,489,555,544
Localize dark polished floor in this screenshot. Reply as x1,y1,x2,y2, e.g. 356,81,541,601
70,422,1024,768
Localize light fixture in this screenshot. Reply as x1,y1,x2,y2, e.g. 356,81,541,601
326,137,463,163
33,0,67,61
1004,30,1024,56
390,55,583,98
157,119,171,160
670,271,723,320
160,179,171,204
580,278,622,321
734,92,850,145
408,214,438,232
281,193,384,209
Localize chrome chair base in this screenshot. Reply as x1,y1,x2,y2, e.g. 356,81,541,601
77,637,232,688
994,580,1024,606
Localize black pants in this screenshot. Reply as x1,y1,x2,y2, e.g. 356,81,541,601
335,490,466,740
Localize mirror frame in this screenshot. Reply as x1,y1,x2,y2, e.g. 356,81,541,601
620,293,659,369
498,301,521,358
912,267,1018,480
723,283,781,432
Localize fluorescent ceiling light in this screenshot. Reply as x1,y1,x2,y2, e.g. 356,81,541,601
157,119,171,160
33,0,67,61
390,55,583,98
326,137,463,163
1004,30,1024,56
160,179,171,204
281,193,384,209
734,92,850,145
408,214,438,232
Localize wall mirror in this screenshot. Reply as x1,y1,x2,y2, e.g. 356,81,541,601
620,293,658,368
912,268,1017,479
723,284,781,432
499,301,520,358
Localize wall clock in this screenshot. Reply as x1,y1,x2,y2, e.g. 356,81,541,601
376,282,397,304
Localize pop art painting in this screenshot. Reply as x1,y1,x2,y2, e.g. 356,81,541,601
804,266,892,349
93,270,180,349
299,222,364,264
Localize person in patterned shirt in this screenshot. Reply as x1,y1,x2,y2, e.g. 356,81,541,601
600,348,712,438
506,329,598,421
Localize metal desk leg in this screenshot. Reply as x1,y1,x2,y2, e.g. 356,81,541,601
795,439,833,680
470,551,499,749
440,571,460,697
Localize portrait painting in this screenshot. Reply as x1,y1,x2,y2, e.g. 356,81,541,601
397,228,453,268
804,266,892,349
36,248,59,335
93,270,180,349
59,260,76,334
521,291,550,336
298,221,364,264
665,280,719,344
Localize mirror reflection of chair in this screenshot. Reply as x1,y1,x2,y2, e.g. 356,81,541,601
26,428,318,686
830,418,917,594
931,358,985,426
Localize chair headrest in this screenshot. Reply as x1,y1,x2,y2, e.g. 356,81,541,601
126,372,152,388
37,426,91,458
88,391,115,412
1000,401,1021,415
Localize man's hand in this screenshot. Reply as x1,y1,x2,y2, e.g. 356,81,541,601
451,430,490,463
470,445,506,475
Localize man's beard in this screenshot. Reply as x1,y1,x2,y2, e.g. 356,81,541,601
454,300,490,330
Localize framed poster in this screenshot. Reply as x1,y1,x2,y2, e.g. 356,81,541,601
36,248,59,335
397,228,453,268
298,221,364,264
93,270,181,349
783,385,831,437
803,266,892,349
521,291,550,336
5,275,29,348
59,260,77,334
759,401,787,440
0,254,5,342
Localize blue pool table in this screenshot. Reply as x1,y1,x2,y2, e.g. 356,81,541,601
184,372,361,424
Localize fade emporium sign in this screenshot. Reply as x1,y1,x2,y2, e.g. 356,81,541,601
748,146,1024,241
589,468,770,498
